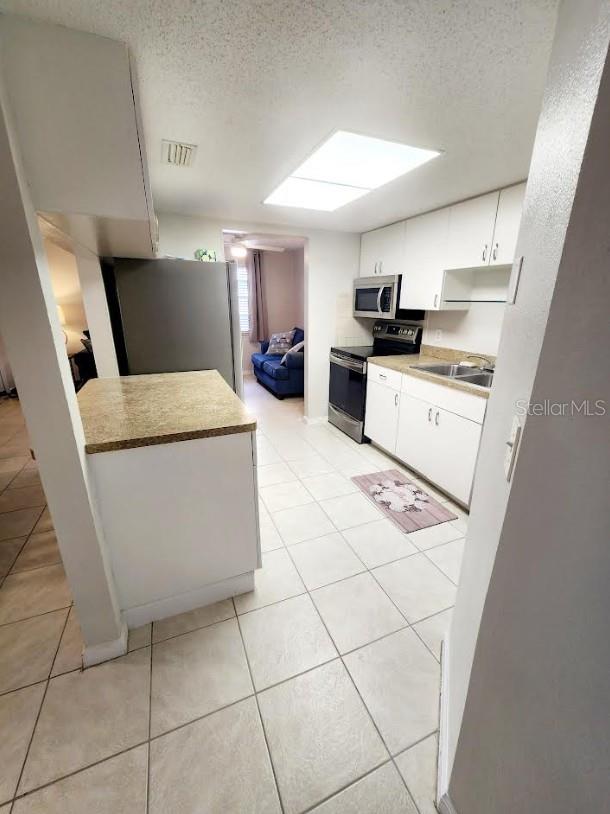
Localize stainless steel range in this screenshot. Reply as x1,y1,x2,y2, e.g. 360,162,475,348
328,320,422,443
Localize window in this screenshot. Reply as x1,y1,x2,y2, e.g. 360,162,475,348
236,266,250,333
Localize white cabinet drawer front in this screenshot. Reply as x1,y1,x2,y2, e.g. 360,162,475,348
401,374,487,423
368,363,402,390
365,380,400,453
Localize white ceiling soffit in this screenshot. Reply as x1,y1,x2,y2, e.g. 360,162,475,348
2,1,559,233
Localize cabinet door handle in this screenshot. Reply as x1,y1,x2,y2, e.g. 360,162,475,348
394,393,398,406
435,411,440,426
433,294,438,308
428,407,432,422
379,260,383,274
374,261,378,275
379,373,387,380
492,242,498,261
482,244,488,262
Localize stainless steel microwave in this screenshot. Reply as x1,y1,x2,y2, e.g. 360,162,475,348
353,275,399,319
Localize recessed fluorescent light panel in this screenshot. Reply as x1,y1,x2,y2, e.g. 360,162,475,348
264,177,367,211
264,131,440,211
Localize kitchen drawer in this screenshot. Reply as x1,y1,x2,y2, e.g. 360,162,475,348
401,373,487,424
368,363,402,390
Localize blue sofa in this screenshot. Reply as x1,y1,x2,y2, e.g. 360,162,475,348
251,327,304,398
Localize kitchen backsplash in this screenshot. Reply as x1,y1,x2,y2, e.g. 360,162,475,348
422,302,506,356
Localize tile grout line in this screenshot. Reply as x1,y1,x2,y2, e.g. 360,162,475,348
0,504,49,594
9,557,64,578
266,435,454,810
297,757,396,814
232,596,286,814
9,602,72,807
145,634,153,814
258,447,460,659
419,544,462,587
277,535,408,773
9,738,152,805
3,404,456,810
288,533,424,813
0,601,73,632
0,503,47,516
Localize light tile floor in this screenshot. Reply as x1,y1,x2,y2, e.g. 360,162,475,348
0,379,468,812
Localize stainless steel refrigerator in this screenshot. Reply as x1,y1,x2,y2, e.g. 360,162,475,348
103,258,243,396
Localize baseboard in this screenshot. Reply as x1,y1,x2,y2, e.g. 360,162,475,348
302,415,328,426
438,793,459,814
122,571,255,628
82,620,128,667
437,631,460,814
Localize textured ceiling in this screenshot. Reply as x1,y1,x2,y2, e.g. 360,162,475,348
1,0,559,232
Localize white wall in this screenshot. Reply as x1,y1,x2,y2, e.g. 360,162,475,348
158,213,370,418
262,249,304,335
158,212,225,261
444,4,610,812
423,303,505,356
44,240,87,355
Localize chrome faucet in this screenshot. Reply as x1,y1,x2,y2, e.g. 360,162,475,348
466,354,495,372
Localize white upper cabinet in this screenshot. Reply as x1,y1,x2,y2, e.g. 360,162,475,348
445,191,500,271
363,182,526,309
489,183,526,266
359,221,406,277
399,207,450,310
0,15,156,256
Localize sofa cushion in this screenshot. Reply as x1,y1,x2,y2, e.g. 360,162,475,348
281,341,305,365
251,352,268,371
267,330,296,355
293,327,305,345
262,359,290,380
284,351,304,370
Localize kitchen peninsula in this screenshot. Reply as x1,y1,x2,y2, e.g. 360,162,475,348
78,370,260,627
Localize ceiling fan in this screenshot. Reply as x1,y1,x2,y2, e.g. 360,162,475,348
225,232,286,258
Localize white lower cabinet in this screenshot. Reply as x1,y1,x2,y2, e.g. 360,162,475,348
396,395,482,505
365,367,486,506
395,394,436,475
364,379,400,453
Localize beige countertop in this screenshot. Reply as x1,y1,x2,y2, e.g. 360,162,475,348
78,370,256,454
369,346,492,399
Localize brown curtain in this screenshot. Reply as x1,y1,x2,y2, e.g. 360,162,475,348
247,249,268,343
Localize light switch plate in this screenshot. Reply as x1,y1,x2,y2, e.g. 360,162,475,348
504,415,522,481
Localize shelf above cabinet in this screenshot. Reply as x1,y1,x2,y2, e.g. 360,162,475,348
440,265,512,308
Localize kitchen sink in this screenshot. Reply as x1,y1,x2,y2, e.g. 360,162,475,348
453,372,494,388
413,363,494,388
414,363,477,377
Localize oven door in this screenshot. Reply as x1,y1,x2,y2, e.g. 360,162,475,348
353,277,398,319
329,353,367,421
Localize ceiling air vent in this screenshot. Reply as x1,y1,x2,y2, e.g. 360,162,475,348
162,140,197,167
